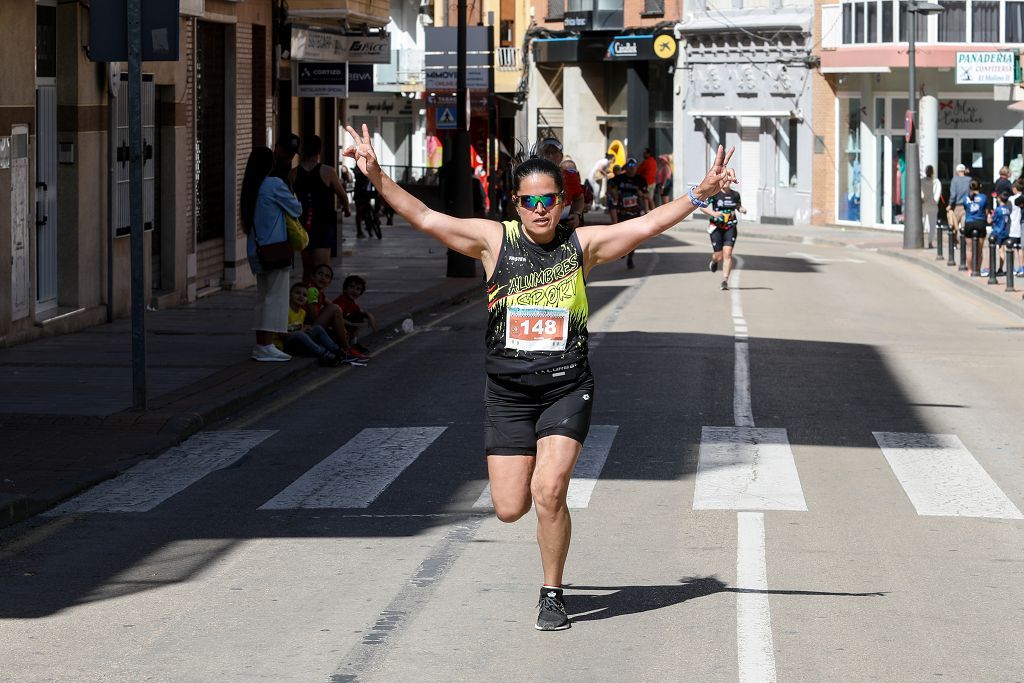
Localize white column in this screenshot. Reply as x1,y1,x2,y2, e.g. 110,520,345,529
562,64,605,173
860,117,878,225
740,117,761,220
673,56,685,201
920,94,938,177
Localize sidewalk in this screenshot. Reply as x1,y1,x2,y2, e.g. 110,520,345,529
672,217,1024,320
4,216,1022,529
0,217,483,527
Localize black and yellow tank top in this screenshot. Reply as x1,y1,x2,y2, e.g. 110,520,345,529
485,221,589,376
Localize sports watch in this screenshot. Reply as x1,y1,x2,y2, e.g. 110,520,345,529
688,186,709,208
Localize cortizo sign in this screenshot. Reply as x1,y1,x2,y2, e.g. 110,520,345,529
290,26,391,64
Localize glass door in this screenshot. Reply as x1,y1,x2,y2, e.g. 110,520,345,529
961,138,994,192
938,137,955,204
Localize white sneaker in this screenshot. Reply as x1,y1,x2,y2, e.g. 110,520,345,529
251,344,291,362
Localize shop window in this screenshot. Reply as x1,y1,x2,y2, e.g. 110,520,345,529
838,98,861,222
937,0,966,40
882,0,895,40
36,5,56,79
867,1,879,40
972,0,999,40
1006,1,1024,41
776,119,799,187
643,0,665,15
1005,138,1024,182
855,2,866,41
898,1,928,40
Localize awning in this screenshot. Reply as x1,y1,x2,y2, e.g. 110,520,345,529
820,66,892,74
686,109,800,119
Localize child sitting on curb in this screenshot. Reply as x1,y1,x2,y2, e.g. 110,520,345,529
332,275,379,354
279,283,364,366
304,264,370,361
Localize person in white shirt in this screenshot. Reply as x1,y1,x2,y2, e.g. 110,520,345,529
922,165,941,249
1009,179,1023,275
588,154,614,209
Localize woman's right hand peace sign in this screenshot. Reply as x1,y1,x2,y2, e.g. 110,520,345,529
342,123,379,176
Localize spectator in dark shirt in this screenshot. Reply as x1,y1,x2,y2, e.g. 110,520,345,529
271,133,301,189
994,166,1013,196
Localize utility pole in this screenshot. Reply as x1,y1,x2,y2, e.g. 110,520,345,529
903,1,943,250
446,0,477,277
127,0,147,408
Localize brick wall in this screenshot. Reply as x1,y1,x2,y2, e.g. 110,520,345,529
184,17,195,254
236,23,253,240
810,0,837,226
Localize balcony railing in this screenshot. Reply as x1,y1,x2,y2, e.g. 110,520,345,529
822,0,1024,46
375,48,425,87
497,47,520,71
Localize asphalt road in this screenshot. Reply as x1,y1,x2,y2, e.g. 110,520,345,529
2,231,1023,682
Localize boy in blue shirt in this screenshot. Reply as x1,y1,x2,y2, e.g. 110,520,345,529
962,181,988,276
982,192,1011,276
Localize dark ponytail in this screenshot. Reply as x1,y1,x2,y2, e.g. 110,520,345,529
240,146,275,234
511,157,563,194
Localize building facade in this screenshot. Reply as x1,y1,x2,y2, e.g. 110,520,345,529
812,0,1024,227
527,1,683,178
675,0,816,222
0,0,275,347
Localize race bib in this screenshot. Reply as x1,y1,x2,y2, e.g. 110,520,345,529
506,306,569,352
622,196,639,209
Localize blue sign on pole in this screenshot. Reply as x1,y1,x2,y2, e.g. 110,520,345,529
436,107,457,130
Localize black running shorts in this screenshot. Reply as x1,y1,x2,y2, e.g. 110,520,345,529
710,226,738,252
963,221,987,239
484,370,595,456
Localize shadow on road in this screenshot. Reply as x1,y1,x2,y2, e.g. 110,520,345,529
565,577,887,622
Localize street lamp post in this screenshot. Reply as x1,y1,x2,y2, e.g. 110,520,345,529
904,0,944,249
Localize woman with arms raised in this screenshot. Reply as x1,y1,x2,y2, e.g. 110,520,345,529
342,124,736,631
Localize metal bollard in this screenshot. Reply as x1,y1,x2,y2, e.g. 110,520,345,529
1006,248,1016,292
936,225,944,260
947,226,957,266
987,239,998,284
959,231,968,271
972,235,982,275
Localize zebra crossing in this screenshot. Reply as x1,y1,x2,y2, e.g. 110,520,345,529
39,424,1023,521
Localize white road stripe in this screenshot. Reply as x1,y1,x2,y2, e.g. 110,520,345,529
729,259,754,428
473,425,618,509
873,432,1024,519
260,427,446,510
43,430,277,515
737,512,778,683
694,427,808,511
734,342,754,428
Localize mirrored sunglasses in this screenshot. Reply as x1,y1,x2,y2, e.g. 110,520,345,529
516,193,563,210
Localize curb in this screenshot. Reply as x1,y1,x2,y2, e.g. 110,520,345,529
0,280,482,530
881,249,1024,320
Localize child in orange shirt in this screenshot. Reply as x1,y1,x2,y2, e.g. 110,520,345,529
304,264,369,361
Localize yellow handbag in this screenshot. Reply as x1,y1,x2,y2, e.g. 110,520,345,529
286,213,309,251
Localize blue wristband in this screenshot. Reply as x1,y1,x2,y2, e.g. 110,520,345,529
688,186,709,208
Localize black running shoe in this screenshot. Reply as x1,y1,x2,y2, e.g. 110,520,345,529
536,587,571,631
721,279,729,291
709,259,718,273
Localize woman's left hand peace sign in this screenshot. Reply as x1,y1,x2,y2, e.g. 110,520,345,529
696,145,738,199
342,123,378,176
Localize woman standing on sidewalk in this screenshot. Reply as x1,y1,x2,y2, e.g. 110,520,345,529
241,146,302,362
342,123,736,632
